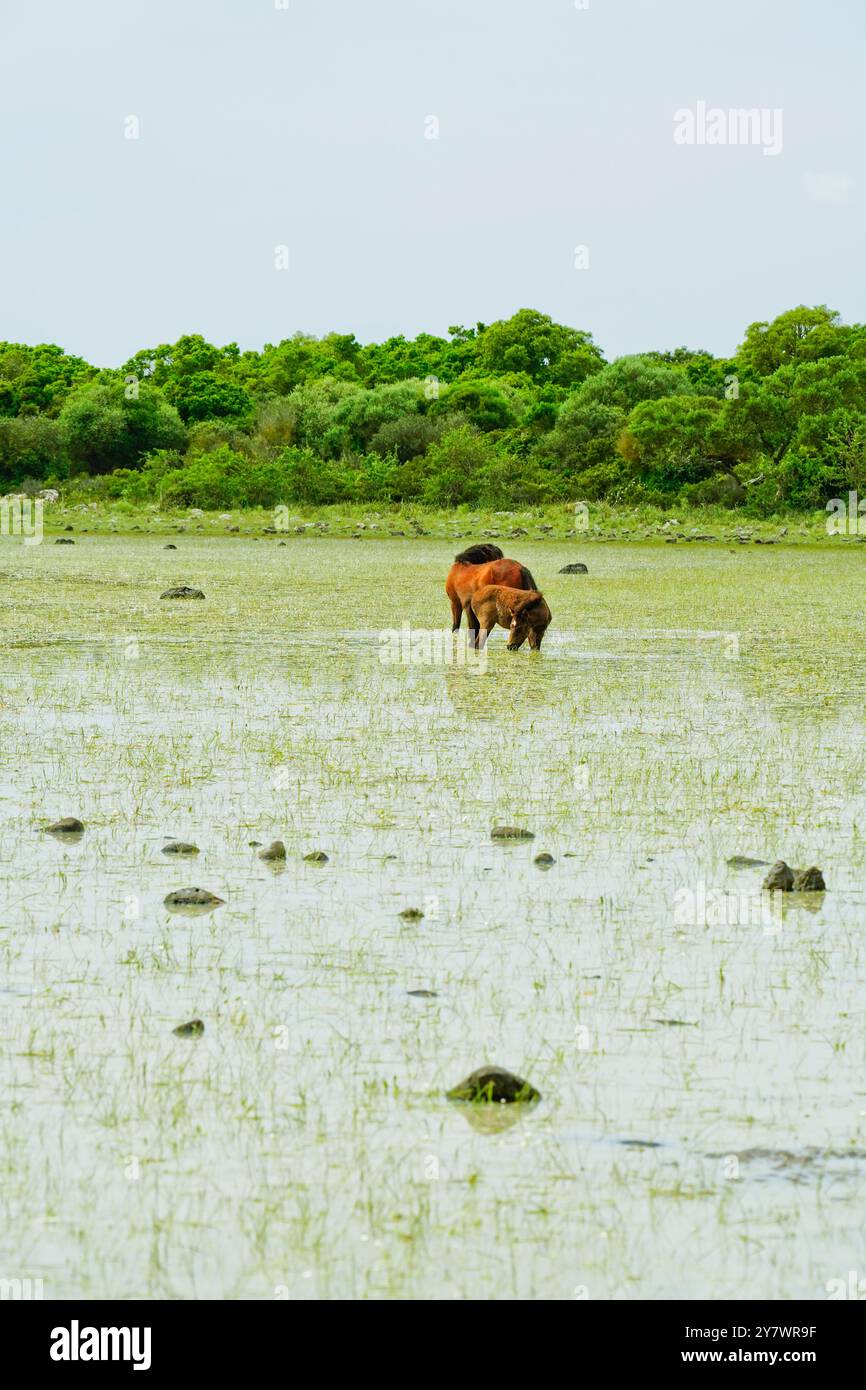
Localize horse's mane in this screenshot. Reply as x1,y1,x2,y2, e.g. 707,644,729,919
454,543,504,564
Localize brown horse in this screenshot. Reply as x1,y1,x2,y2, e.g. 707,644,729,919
445,544,538,639
470,584,552,651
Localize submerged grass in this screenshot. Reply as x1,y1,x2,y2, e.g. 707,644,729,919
1,532,865,1298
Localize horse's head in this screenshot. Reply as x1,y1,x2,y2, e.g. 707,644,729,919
507,591,551,649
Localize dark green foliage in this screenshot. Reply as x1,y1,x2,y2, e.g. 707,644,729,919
58,382,187,474
4,307,865,511
477,308,604,386
0,415,68,485
0,342,94,417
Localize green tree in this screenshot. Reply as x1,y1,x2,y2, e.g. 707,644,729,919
540,355,692,492
618,396,751,492
165,371,254,424
736,305,853,378
0,342,93,416
59,382,186,473
477,309,604,387
0,415,68,483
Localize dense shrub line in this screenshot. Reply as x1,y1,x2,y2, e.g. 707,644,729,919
1,306,864,513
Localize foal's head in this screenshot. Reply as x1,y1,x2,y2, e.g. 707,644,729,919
506,591,551,650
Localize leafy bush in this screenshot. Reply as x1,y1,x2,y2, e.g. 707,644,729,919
158,445,294,508
0,415,68,484
59,382,186,473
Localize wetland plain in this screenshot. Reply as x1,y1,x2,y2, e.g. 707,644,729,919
2,532,865,1298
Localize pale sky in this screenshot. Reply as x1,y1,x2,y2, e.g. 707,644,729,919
1,0,863,366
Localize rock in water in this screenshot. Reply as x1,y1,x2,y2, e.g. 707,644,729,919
534,852,556,867
55,537,75,545
491,826,534,841
763,861,794,892
727,855,770,868
173,1019,204,1039
792,866,826,892
399,907,424,921
303,850,329,864
160,585,205,600
447,1066,540,1104
163,543,177,550
258,840,287,862
559,562,588,574
162,840,199,856
163,887,224,914
407,989,438,998
44,816,85,837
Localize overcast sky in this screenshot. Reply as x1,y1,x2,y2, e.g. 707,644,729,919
1,0,863,366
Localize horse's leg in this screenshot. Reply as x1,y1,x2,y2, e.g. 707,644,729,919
450,595,462,631
464,601,480,648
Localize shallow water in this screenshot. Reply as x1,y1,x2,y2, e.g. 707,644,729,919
2,534,866,1299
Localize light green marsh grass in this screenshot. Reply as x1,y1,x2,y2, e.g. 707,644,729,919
1,535,866,1298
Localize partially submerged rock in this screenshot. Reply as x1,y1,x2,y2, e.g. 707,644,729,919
763,860,795,892
407,989,438,998
447,1066,540,1104
258,840,287,862
727,855,770,868
160,585,205,600
303,850,329,864
54,537,75,545
399,906,424,921
534,852,556,868
163,887,224,914
491,825,534,842
792,866,826,892
173,1019,204,1039
163,543,177,550
162,840,199,856
559,562,588,574
763,860,826,892
44,816,85,838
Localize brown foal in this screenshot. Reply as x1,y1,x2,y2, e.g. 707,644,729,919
470,584,552,650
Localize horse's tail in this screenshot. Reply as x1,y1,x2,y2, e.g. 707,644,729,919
519,565,538,591
454,543,504,564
